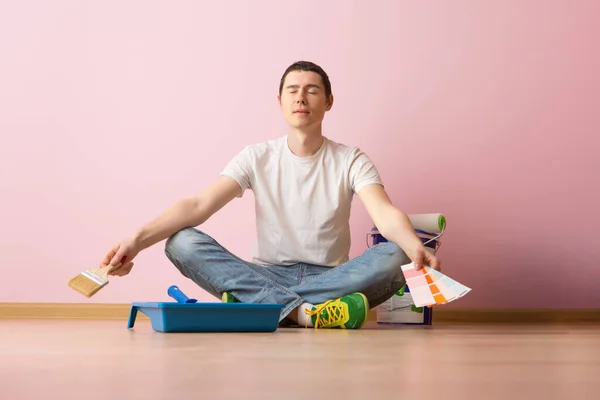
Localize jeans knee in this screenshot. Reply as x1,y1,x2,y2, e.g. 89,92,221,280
374,242,409,282
164,228,210,260
387,242,410,266
165,228,190,257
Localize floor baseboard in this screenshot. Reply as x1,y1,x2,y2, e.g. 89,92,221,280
0,302,148,320
367,307,600,323
1,303,598,323
421,308,599,323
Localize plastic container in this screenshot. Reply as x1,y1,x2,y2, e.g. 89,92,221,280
376,284,433,325
127,302,284,333
369,227,437,325
370,226,440,252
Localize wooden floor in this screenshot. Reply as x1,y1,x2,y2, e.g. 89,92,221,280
1,319,599,399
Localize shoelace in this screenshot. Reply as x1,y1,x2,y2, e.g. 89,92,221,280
304,299,347,329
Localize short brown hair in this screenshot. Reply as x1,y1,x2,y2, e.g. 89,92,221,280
279,61,332,98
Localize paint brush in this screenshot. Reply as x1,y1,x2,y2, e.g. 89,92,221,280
67,263,121,298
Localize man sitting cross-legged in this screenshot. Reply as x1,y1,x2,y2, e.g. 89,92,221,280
99,61,441,329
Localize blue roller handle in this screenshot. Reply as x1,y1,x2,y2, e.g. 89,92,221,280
167,285,198,303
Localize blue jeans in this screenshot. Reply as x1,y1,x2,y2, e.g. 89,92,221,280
164,227,408,323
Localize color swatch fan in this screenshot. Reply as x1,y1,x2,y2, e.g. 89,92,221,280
401,263,471,307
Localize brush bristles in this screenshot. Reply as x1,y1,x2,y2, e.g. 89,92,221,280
67,271,109,298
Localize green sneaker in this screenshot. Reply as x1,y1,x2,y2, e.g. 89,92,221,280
304,292,369,329
221,291,240,303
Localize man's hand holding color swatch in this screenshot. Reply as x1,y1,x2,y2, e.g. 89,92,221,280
401,263,471,307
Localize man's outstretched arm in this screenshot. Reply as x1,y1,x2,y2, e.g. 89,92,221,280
102,175,242,275
132,175,242,249
357,184,441,271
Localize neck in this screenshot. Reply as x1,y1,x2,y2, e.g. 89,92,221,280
287,128,324,157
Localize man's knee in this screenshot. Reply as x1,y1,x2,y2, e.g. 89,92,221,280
164,227,211,259
373,242,410,280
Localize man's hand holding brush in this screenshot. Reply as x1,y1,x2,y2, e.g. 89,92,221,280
101,236,140,277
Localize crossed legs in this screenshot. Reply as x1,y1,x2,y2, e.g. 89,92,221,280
164,227,408,324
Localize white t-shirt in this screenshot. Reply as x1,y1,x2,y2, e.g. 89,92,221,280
221,135,383,267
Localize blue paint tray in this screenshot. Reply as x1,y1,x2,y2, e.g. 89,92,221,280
127,302,284,333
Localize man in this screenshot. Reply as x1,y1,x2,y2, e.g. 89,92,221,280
100,61,441,329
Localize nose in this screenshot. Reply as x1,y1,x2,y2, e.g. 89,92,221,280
295,90,307,104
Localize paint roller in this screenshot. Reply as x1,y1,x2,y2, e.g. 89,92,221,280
408,213,446,235
408,214,446,251
370,213,446,235
368,213,447,249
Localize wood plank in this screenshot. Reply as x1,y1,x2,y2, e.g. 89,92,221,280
1,319,599,399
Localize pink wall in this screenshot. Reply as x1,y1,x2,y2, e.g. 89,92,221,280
1,1,598,308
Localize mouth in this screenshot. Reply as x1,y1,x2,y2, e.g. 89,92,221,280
293,110,309,114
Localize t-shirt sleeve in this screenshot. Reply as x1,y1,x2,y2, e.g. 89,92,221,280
221,146,253,197
348,148,383,194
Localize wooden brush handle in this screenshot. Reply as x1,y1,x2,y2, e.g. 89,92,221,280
95,263,122,279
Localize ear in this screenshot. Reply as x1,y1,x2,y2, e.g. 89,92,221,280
326,94,334,111
277,94,282,107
